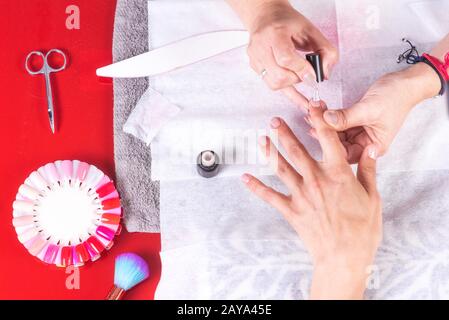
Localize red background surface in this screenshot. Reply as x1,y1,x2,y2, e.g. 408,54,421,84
0,0,161,299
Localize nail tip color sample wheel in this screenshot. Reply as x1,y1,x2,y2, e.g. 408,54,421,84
12,160,122,267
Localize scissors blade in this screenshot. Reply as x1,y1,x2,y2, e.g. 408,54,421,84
96,30,249,78
48,110,55,134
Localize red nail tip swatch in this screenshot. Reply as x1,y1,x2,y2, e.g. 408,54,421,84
75,243,90,264
60,246,73,267
96,181,116,198
101,198,121,210
100,213,121,225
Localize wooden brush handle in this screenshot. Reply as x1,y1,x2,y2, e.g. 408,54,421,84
106,285,125,300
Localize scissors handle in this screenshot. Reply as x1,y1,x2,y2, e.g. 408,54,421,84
25,49,67,74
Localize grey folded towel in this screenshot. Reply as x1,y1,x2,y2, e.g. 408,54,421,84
113,0,160,232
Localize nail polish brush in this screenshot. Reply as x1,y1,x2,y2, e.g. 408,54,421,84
306,53,324,102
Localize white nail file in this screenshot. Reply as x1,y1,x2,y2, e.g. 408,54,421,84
96,30,249,78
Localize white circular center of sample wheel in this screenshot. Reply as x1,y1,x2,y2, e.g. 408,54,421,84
36,184,98,243
201,151,216,167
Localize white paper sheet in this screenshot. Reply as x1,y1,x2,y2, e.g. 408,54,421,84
156,170,449,299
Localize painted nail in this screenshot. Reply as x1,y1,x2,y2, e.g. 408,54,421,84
310,99,321,108
75,243,90,264
76,162,90,182
60,160,73,180
102,198,121,210
100,213,121,225
29,171,49,192
96,225,115,241
13,215,35,228
301,73,318,89
324,111,338,126
43,244,59,264
44,163,60,185
258,136,268,147
96,181,116,199
60,246,73,267
241,174,251,183
368,146,378,160
13,200,35,213
270,117,281,129
19,184,41,201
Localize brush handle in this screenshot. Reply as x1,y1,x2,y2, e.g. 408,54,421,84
106,285,125,300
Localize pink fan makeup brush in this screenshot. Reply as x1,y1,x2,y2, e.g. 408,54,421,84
106,253,150,300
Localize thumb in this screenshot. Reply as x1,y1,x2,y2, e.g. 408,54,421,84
357,145,378,196
323,103,367,131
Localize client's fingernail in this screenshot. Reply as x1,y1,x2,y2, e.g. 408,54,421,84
324,111,338,126
301,73,318,89
241,174,250,183
368,146,378,160
310,100,321,108
258,136,268,147
270,117,281,129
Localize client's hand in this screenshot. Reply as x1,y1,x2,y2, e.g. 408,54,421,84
322,62,441,163
227,0,338,109
241,101,382,299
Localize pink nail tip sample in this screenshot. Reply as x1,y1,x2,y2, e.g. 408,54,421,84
28,236,47,256
12,200,35,213
12,160,122,267
76,162,90,182
18,184,40,200
29,171,49,191
96,225,115,241
44,163,60,185
12,215,36,227
44,244,59,264
18,227,39,243
83,165,104,189
60,160,73,180
94,175,111,190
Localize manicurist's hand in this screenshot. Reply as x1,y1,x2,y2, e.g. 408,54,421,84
226,0,338,109
241,101,382,299
322,33,449,163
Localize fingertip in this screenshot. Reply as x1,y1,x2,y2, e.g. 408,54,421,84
367,145,378,160
241,173,251,184
270,117,281,129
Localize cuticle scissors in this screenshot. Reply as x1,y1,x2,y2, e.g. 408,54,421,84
25,49,67,134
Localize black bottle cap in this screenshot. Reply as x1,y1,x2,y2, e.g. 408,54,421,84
197,150,220,178
306,53,324,83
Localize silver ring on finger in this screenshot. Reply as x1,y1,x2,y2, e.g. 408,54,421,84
260,69,267,78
